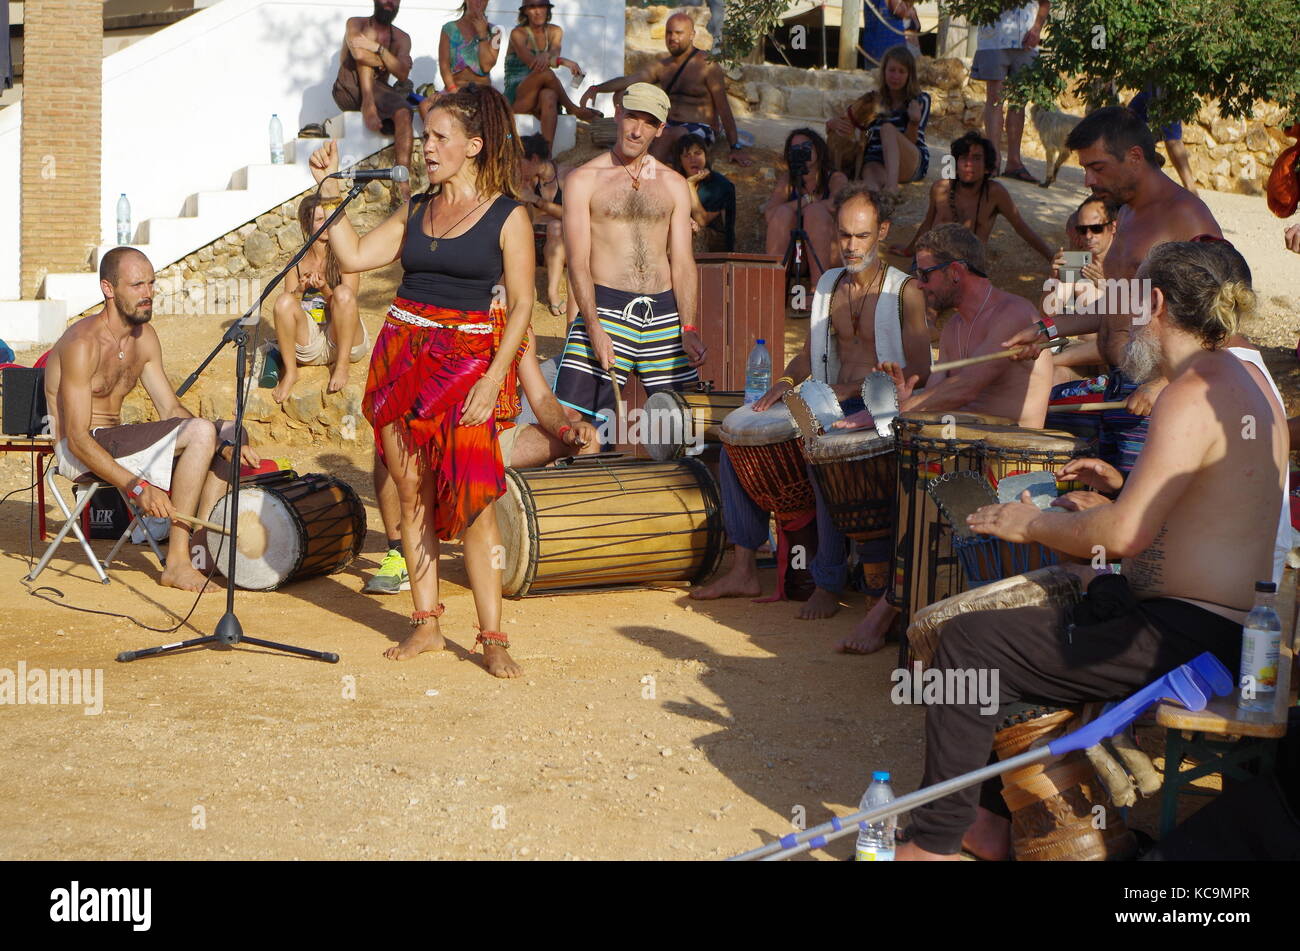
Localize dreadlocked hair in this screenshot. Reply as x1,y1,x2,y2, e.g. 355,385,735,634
297,193,342,289
426,84,522,201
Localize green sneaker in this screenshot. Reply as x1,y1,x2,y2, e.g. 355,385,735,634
364,549,410,594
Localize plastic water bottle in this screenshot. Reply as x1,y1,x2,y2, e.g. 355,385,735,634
269,114,285,165
855,771,896,861
1238,580,1282,712
744,338,772,405
115,194,131,245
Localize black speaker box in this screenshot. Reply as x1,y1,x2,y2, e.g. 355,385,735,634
1,367,48,437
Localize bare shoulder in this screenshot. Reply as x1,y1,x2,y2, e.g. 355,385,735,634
989,180,1014,206
1172,189,1221,238
930,178,949,200
994,289,1039,328
138,322,165,358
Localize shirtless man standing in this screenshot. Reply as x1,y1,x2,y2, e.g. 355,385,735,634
552,83,707,437
579,14,752,168
891,131,1054,265
691,185,930,619
833,223,1052,654
333,0,415,201
42,248,260,592
898,240,1286,860
1004,106,1221,471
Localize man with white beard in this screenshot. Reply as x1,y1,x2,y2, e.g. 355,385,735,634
692,185,931,624
896,240,1287,861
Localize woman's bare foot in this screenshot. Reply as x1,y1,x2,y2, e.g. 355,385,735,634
690,561,762,600
836,597,896,654
328,366,349,394
271,367,298,404
384,619,446,660
572,106,603,122
159,562,219,593
797,586,841,620
483,642,522,678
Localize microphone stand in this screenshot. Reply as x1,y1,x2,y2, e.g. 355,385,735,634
118,179,367,664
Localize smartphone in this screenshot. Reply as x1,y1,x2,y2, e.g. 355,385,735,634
1059,250,1093,286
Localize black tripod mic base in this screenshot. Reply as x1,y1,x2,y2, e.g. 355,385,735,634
215,612,244,646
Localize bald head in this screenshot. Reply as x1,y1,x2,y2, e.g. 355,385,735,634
99,246,149,286
664,13,695,55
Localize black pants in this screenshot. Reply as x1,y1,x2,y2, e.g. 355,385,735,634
910,575,1242,854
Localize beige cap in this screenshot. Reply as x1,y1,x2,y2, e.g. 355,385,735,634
621,82,670,124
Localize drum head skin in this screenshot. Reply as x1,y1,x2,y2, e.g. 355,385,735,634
720,402,798,446
977,427,1090,453
206,487,302,590
643,391,689,462
784,380,842,441
497,470,534,596
807,429,894,463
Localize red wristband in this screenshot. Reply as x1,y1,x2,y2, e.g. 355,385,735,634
557,424,572,441
128,477,151,498
680,324,698,334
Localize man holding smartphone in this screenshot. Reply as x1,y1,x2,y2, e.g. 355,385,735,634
1005,107,1220,474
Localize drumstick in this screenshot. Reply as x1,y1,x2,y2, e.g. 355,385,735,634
173,510,269,559
929,349,1027,373
607,366,624,418
1050,401,1128,412
170,512,229,534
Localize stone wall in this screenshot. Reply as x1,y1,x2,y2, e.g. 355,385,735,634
625,7,1293,196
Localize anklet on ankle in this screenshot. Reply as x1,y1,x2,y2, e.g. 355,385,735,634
472,630,510,652
410,603,446,626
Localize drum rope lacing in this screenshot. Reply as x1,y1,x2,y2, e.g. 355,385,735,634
386,303,493,334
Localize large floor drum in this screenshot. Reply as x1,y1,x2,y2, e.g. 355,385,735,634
497,457,724,597
642,389,744,461
206,472,366,591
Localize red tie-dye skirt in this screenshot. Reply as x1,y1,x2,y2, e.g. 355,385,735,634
364,298,512,540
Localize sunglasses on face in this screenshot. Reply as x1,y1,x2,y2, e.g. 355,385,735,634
1074,223,1110,236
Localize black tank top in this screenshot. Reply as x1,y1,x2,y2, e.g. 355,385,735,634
397,193,522,311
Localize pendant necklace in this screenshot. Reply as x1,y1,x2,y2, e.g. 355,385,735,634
429,194,492,253
849,262,886,337
958,283,994,360
612,149,647,190
104,314,127,360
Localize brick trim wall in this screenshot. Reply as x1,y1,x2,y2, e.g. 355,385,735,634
19,0,103,299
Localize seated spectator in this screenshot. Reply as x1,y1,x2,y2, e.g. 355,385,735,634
333,0,416,202
763,128,849,288
437,0,501,93
1046,194,1117,382
269,194,369,404
890,131,1054,264
505,1,601,147
827,45,930,196
516,134,572,318
673,132,736,253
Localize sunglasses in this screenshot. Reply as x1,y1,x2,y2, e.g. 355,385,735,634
913,258,986,281
1074,223,1110,235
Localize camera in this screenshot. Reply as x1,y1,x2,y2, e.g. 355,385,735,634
788,142,813,179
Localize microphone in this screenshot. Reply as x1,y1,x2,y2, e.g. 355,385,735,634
326,166,410,183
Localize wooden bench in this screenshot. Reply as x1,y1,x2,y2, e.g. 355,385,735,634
1155,569,1297,836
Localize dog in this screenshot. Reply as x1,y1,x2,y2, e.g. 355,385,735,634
828,91,880,180
1030,103,1084,188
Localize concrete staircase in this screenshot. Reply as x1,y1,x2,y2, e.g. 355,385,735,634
0,112,391,348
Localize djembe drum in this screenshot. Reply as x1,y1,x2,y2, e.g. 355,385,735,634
905,565,1136,862
642,389,744,462
890,412,999,642
719,402,815,524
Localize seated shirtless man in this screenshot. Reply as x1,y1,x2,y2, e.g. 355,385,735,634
691,184,930,620
890,132,1053,266
579,13,752,168
834,223,1053,653
898,240,1287,860
44,248,260,592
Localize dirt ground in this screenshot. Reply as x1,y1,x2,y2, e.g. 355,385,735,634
2,144,1278,861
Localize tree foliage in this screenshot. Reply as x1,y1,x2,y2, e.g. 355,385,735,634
719,0,793,68
942,0,1300,125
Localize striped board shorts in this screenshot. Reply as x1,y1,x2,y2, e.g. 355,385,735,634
553,284,699,423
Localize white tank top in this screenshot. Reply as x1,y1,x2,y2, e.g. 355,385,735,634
1227,346,1290,585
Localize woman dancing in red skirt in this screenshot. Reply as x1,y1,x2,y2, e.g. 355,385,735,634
309,85,532,677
